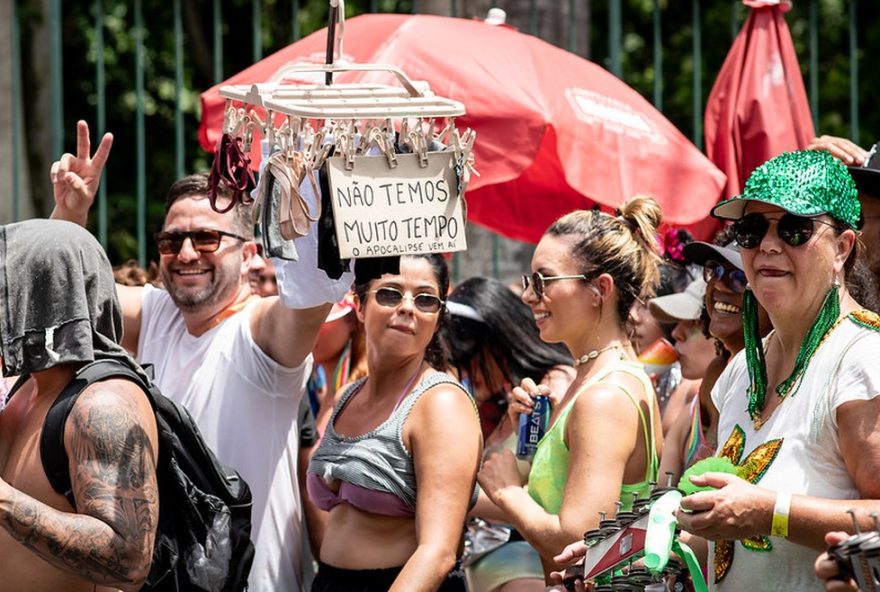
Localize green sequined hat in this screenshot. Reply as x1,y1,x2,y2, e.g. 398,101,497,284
712,150,861,228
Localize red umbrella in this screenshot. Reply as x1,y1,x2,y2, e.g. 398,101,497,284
200,14,726,243
704,0,815,199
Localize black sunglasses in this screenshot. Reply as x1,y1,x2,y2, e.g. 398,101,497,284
155,229,248,255
733,213,840,250
703,260,747,293
521,271,588,299
370,287,445,314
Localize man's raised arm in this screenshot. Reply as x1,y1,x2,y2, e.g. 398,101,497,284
250,183,353,369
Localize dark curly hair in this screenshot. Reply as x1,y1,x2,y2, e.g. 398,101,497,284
443,277,572,395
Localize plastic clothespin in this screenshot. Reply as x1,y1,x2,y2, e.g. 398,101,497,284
383,133,398,169
230,108,249,137
242,114,256,152
410,128,429,168
424,118,436,146
399,118,410,146
849,508,862,535
223,99,236,134
338,131,355,171
264,109,275,146
360,124,379,155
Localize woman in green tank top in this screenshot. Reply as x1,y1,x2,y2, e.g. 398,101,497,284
477,197,665,582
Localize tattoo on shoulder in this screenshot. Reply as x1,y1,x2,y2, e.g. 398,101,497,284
0,385,159,585
68,386,158,521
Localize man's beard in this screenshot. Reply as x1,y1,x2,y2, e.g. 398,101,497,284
162,264,239,313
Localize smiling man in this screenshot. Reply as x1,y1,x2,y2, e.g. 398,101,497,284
50,121,352,592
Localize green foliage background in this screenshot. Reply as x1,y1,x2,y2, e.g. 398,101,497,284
18,0,879,263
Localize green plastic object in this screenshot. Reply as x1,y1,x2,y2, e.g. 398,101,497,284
677,456,739,496
644,490,682,572
673,540,709,592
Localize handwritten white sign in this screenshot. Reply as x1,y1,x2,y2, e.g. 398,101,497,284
326,152,467,259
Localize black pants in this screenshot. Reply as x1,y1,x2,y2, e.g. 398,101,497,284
311,561,468,592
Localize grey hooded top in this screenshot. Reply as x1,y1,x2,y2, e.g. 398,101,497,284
0,218,140,377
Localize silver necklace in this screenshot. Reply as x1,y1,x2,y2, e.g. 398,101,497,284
573,343,623,368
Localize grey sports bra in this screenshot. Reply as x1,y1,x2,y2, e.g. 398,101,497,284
307,372,479,517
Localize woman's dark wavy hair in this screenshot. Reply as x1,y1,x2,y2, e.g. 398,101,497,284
442,277,572,396
353,254,450,371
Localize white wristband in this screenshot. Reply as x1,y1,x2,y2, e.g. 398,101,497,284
771,492,792,538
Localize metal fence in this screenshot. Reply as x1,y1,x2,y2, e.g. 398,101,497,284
5,0,869,274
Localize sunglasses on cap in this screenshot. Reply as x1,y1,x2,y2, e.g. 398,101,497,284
155,229,248,255
732,213,841,250
370,287,445,314
521,271,589,299
703,260,747,293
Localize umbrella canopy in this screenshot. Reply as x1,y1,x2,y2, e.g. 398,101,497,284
200,13,726,243
704,0,815,199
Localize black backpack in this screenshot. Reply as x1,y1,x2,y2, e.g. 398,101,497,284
27,359,255,591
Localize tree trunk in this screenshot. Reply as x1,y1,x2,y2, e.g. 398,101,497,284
417,0,590,57
0,0,20,222
22,0,52,217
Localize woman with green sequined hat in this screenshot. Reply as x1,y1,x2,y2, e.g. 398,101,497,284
675,149,880,591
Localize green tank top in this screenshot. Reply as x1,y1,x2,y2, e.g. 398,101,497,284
527,361,659,514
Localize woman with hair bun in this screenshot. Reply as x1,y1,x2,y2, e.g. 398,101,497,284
478,196,664,580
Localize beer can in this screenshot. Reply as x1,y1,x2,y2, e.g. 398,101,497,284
516,394,550,460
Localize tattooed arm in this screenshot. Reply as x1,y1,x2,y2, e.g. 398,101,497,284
0,379,159,591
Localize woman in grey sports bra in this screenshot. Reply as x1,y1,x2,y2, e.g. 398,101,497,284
308,254,482,592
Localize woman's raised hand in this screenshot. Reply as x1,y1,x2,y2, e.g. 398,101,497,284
507,377,551,428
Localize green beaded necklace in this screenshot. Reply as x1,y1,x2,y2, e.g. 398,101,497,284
743,283,841,427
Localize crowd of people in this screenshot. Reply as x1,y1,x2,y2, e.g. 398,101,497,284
1,118,880,592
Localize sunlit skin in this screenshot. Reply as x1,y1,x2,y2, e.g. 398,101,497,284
320,257,482,591
158,196,255,325
704,261,771,354
670,319,715,380
676,200,880,559
521,235,604,352
355,259,443,362
740,203,845,321
47,120,332,588
479,232,663,580
704,263,746,352
314,316,355,366
629,299,667,355
247,254,278,297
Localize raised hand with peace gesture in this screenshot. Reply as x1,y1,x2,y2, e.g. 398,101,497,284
50,120,113,226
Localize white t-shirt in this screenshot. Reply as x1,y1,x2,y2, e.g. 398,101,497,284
709,317,880,591
138,285,312,592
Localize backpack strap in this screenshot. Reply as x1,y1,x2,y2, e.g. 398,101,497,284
40,360,153,510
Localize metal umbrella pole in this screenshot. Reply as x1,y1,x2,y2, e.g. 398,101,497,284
325,0,343,85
